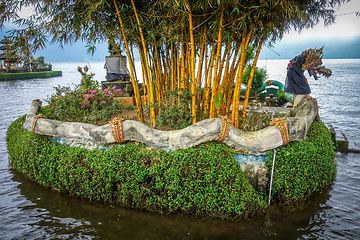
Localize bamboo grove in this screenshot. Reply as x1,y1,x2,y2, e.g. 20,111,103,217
1,0,347,127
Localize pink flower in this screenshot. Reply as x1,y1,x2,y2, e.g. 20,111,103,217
95,99,98,101
51,105,54,108
82,106,85,108
87,100,90,103
258,119,260,122
76,95,79,97
102,100,105,103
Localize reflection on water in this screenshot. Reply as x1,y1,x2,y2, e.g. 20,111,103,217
0,60,359,239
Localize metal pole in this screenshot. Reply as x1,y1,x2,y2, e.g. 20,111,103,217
268,149,276,205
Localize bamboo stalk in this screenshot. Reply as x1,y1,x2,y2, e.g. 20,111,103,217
112,0,143,122
231,36,247,127
188,1,197,124
202,43,216,116
130,0,156,126
209,13,223,118
241,37,265,121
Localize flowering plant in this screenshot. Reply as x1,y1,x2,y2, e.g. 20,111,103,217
238,100,279,132
44,81,123,124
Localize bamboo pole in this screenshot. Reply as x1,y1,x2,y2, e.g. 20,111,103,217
209,13,223,118
231,36,247,127
130,0,156,126
188,1,197,124
137,41,151,107
241,37,265,121
225,44,242,114
112,0,144,122
202,43,216,116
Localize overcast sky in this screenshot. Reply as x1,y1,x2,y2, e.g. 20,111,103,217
283,0,360,40
5,1,360,40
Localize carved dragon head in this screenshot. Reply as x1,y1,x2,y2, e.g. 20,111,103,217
301,47,332,80
290,47,332,80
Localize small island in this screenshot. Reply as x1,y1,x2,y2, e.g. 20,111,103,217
0,37,62,80
4,0,342,222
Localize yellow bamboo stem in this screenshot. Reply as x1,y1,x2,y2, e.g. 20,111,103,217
177,36,181,91
130,0,156,126
209,13,223,118
188,2,197,124
112,0,143,122
231,36,247,128
171,40,176,91
180,33,186,89
241,37,265,121
202,44,216,116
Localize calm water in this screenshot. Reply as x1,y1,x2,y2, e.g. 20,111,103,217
0,60,359,239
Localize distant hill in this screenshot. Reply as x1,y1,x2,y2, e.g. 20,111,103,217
259,35,360,59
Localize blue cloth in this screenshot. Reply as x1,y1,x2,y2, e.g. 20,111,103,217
284,64,311,95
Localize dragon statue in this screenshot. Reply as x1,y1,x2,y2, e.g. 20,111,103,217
284,47,332,106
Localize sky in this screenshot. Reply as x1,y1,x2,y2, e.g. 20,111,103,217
1,0,359,62
282,0,360,40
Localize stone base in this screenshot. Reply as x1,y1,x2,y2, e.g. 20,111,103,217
115,97,135,106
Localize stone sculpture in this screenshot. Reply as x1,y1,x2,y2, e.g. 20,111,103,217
23,97,319,153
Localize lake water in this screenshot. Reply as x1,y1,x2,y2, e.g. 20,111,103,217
0,59,359,239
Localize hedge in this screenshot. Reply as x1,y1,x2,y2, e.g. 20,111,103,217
6,115,337,220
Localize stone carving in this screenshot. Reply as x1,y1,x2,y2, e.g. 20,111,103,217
23,98,318,153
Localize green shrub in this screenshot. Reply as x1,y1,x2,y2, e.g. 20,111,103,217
6,115,267,221
276,90,287,106
154,88,196,130
43,83,123,124
266,120,337,209
238,100,279,131
241,65,268,91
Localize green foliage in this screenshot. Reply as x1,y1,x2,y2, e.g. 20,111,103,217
6,116,267,221
81,73,100,90
43,79,123,124
266,120,337,209
154,88,195,130
213,92,226,110
238,100,279,131
241,65,267,91
34,56,48,67
277,90,287,106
